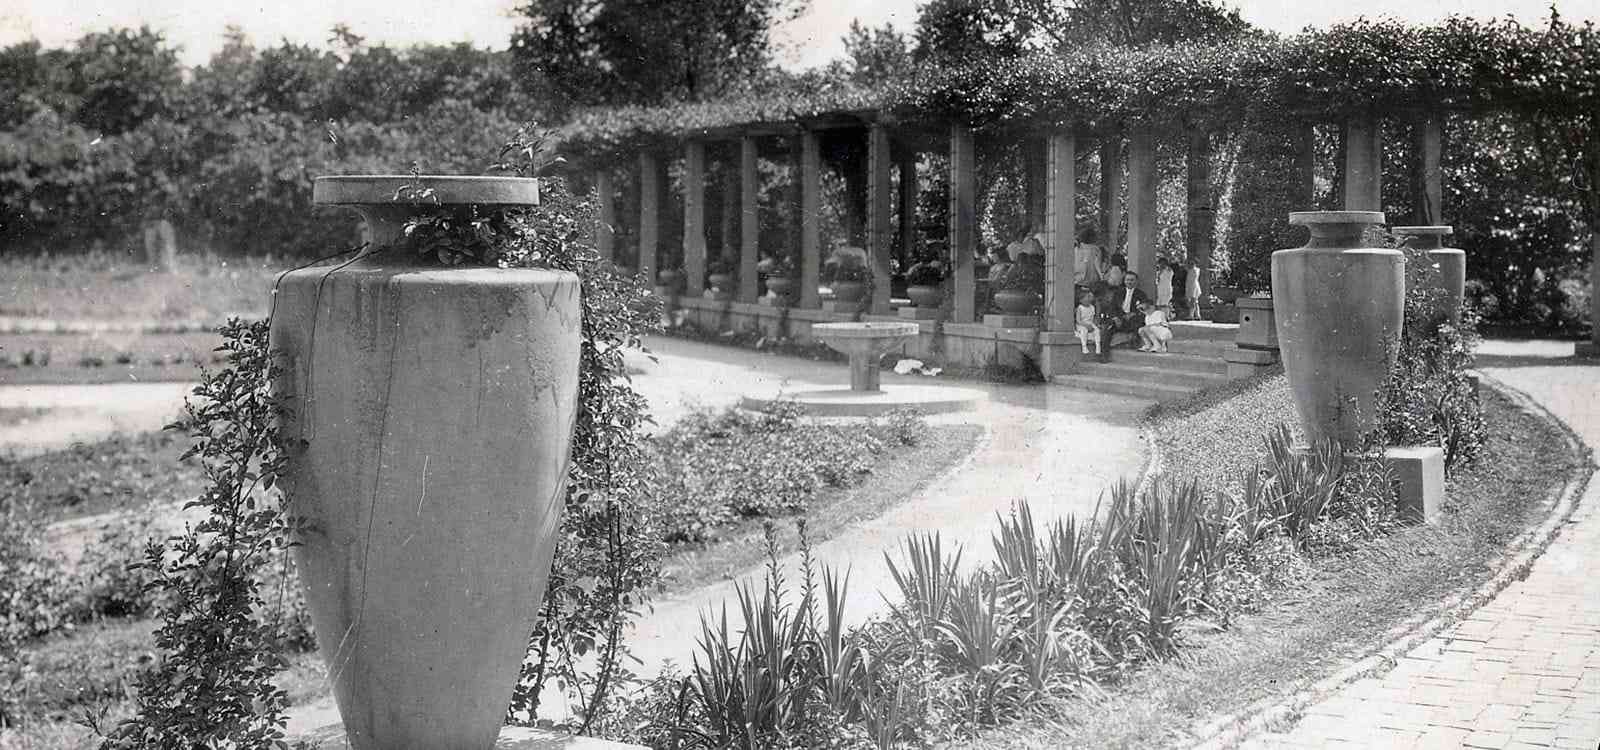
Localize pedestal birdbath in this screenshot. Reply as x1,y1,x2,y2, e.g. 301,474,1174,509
815,321,919,391
740,321,985,416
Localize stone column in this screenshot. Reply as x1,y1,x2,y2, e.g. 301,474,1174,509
1418,115,1443,225
1126,125,1158,294
800,130,822,308
683,141,708,297
1186,128,1214,302
1044,131,1077,331
594,168,616,263
867,123,894,314
950,124,977,323
899,156,918,262
1294,122,1316,208
638,152,660,283
1344,114,1383,212
739,136,760,303
1099,138,1123,255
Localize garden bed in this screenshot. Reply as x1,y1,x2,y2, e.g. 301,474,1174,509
0,332,223,386
963,375,1588,749
0,253,276,323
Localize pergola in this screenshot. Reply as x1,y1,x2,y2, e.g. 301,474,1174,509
562,18,1600,370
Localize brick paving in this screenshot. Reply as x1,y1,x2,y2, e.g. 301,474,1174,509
1243,361,1600,750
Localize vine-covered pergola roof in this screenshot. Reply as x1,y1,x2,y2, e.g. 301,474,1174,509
557,16,1600,162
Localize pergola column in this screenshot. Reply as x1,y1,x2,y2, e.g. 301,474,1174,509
594,168,616,262
1126,125,1158,294
1418,115,1443,224
1344,114,1383,211
1186,128,1214,305
800,130,822,308
1099,138,1123,254
638,152,660,283
683,140,708,297
898,156,918,261
867,123,894,314
739,137,760,303
1294,122,1316,208
1044,130,1077,331
950,124,977,323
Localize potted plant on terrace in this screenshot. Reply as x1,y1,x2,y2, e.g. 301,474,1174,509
992,252,1045,315
904,257,946,309
829,249,871,304
706,257,735,298
763,255,797,303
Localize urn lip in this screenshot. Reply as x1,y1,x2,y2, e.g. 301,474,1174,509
313,175,540,207
1391,225,1454,236
1288,210,1386,227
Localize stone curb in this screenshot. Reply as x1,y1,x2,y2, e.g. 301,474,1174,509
0,317,260,335
1183,373,1596,750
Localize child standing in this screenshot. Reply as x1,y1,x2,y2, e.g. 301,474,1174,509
1138,302,1174,353
1074,291,1101,354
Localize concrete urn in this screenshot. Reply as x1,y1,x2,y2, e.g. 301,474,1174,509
1393,225,1467,324
269,175,581,749
906,284,942,309
1272,211,1403,446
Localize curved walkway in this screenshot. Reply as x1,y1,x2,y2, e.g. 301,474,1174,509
282,335,1151,732
1240,346,1600,750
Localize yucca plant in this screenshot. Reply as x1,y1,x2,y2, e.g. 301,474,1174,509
884,533,961,643
1263,424,1346,543
934,573,1027,724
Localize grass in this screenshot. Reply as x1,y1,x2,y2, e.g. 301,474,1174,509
0,252,278,323
960,381,1587,749
654,422,983,595
0,332,224,386
0,432,205,525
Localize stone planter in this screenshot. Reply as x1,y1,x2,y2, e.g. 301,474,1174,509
270,175,581,749
833,279,868,304
1272,210,1403,446
658,268,682,293
766,276,795,303
707,272,733,292
1394,225,1466,324
907,284,943,308
993,288,1043,316
1236,297,1278,350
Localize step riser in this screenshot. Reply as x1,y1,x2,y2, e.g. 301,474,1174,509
1074,367,1227,388
1054,377,1198,402
1094,352,1229,374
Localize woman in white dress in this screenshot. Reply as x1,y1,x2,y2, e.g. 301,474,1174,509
1154,254,1174,308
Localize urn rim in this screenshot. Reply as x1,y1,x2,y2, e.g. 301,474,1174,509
1287,210,1386,227
1391,225,1454,236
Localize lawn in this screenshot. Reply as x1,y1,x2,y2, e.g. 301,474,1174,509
964,375,1588,749
0,252,279,323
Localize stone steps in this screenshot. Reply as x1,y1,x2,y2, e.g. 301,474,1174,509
1051,371,1205,402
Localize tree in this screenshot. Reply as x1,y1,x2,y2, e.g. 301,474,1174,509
509,0,807,113
839,20,913,87
41,27,183,135
913,0,1027,62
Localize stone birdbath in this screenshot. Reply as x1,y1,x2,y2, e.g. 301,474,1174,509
812,321,920,392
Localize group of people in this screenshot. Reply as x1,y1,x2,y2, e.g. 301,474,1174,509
1071,227,1196,362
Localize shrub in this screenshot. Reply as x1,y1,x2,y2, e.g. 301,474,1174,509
69,515,161,621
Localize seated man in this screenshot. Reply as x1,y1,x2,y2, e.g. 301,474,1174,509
1098,271,1149,356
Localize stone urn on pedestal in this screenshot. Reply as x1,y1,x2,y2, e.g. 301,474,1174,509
269,175,581,749
1272,211,1404,446
1393,225,1467,324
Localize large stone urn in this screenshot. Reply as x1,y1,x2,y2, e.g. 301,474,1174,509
269,175,581,749
1393,225,1466,324
1272,211,1403,446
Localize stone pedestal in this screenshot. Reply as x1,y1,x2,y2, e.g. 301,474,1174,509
1381,446,1445,525
1236,297,1278,350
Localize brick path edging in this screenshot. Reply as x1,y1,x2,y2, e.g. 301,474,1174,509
1184,374,1596,750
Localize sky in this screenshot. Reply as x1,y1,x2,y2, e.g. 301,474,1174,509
2,0,1599,69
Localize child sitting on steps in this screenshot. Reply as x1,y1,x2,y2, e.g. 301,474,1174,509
1074,290,1101,354
1138,301,1174,353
